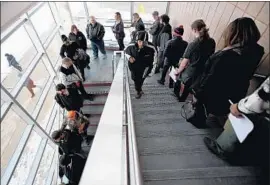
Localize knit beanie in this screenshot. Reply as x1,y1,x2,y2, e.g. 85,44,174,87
61,34,68,42
173,25,184,37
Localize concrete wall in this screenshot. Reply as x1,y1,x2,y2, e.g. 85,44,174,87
168,2,269,76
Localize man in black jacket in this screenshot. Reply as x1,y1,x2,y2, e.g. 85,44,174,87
149,11,162,49
125,31,157,99
157,25,188,87
86,16,107,60
60,35,80,60
131,13,145,32
54,84,83,113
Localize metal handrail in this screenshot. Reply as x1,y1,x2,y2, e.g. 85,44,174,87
124,56,143,185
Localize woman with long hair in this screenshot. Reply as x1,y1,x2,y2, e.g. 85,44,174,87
112,12,125,50
193,17,264,128
69,25,87,51
173,19,216,101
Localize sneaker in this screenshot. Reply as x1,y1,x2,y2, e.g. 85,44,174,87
157,80,164,85
203,137,228,160
102,55,107,59
135,92,142,99
87,94,94,101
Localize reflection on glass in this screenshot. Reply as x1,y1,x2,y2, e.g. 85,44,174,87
50,115,60,135
1,26,38,92
46,32,62,67
0,108,28,176
133,2,167,22
36,84,56,129
30,3,56,43
55,2,73,34
69,2,86,18
33,144,54,185
86,2,131,21
8,130,42,185
16,59,50,115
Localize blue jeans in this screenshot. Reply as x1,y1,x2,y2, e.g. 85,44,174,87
91,39,106,57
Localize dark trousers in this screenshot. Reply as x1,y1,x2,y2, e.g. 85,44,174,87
117,38,125,51
76,65,85,81
131,68,145,92
155,50,164,72
91,40,106,57
77,81,88,96
173,80,190,100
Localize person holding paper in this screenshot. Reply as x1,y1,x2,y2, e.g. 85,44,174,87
204,77,269,183
157,25,188,87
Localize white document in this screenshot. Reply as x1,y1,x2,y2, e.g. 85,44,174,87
169,67,178,82
228,113,254,143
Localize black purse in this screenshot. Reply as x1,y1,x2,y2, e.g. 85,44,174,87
180,95,208,128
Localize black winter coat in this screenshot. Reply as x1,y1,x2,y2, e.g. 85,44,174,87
69,31,87,51
112,21,125,40
163,36,188,66
57,129,82,155
149,18,162,47
54,87,83,111
193,44,264,116
86,22,105,41
60,42,80,60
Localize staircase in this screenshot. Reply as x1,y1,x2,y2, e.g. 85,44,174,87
82,82,112,136
129,77,260,185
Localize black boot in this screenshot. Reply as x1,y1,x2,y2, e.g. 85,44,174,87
135,92,142,99
204,137,228,160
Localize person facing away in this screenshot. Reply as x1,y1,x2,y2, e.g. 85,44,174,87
59,57,93,100
52,128,82,155
59,154,86,185
131,13,145,32
86,16,107,60
112,12,125,51
60,34,80,60
173,19,216,102
69,25,87,51
54,83,84,112
154,14,172,74
157,25,188,87
130,24,145,43
149,11,162,49
192,17,264,127
125,31,157,99
5,53,22,72
203,77,269,185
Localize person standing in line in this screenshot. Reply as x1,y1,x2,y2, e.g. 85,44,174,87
149,11,162,49
131,13,145,32
69,25,87,52
112,12,125,51
5,53,22,72
174,19,216,102
59,57,94,101
125,31,157,99
154,14,172,74
157,25,188,87
86,16,107,60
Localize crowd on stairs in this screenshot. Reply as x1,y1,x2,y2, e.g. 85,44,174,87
44,8,269,185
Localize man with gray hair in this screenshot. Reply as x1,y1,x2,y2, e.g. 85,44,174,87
86,16,107,59
149,11,162,49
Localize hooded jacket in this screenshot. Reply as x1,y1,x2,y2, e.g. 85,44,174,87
157,23,172,51
69,31,87,51
86,22,105,41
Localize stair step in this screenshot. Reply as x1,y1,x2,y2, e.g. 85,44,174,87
89,115,101,124
82,105,104,115
87,125,97,135
83,81,112,87
140,151,229,171
143,166,258,182
132,104,184,114
85,85,111,94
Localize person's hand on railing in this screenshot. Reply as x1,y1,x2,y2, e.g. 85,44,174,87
129,57,135,64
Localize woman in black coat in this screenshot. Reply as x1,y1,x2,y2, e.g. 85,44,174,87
112,12,125,50
69,25,87,51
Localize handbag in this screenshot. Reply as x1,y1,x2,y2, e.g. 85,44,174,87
180,95,208,128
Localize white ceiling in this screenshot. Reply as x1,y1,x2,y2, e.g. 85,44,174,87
1,2,37,32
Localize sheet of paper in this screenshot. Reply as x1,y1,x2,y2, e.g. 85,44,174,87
169,67,178,82
228,113,254,143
